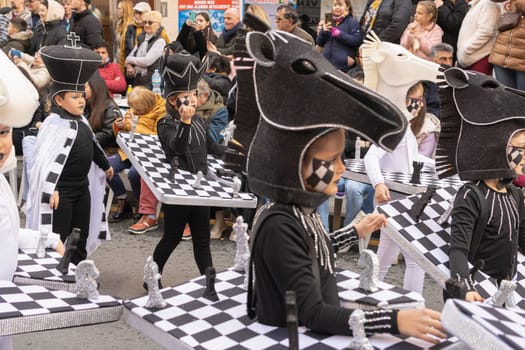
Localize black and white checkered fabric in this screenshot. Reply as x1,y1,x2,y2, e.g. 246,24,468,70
443,299,525,349
117,133,257,208
14,249,76,292
344,159,463,194
377,186,525,306
124,269,458,349
0,281,122,336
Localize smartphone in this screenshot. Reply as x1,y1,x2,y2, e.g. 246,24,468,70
324,13,333,25
10,49,22,59
187,11,196,22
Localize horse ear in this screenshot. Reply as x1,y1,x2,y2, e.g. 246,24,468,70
444,67,469,89
246,32,276,67
369,49,386,64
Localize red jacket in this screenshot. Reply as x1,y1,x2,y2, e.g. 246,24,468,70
98,61,126,95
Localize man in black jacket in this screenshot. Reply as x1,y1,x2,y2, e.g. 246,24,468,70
70,0,104,49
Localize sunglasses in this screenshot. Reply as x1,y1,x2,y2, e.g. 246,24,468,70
143,20,158,26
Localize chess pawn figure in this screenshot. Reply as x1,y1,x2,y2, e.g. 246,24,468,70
193,170,203,189
232,177,242,198
144,256,167,308
75,260,100,300
129,114,139,141
36,228,49,258
348,309,373,350
358,249,380,292
232,216,250,272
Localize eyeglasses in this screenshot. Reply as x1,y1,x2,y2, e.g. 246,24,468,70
143,20,158,25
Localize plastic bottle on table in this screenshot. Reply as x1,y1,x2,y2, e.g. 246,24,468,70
152,69,162,95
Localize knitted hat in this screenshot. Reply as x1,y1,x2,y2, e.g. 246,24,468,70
162,49,207,98
245,31,407,208
133,2,151,13
40,32,101,98
0,51,39,128
436,68,525,180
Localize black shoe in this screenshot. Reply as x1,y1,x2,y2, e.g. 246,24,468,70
108,200,133,223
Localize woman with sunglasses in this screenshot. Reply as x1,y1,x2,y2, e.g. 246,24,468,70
125,11,166,88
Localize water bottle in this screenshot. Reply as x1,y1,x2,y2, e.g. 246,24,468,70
151,69,162,95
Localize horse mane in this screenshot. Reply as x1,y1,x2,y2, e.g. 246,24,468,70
361,31,381,91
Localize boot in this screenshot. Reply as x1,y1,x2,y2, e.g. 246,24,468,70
109,199,133,223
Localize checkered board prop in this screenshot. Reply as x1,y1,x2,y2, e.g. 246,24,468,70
14,249,76,292
336,269,425,310
443,299,525,349
377,186,525,307
117,133,257,208
343,159,463,195
0,281,122,336
124,269,459,350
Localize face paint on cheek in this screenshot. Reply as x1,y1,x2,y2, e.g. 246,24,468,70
507,145,524,169
407,98,421,117
305,157,335,192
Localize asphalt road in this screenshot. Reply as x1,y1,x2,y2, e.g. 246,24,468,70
13,218,444,349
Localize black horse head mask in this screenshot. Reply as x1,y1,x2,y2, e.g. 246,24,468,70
436,67,525,180
245,31,408,207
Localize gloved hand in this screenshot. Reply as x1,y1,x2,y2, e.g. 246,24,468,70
514,174,525,187
331,27,341,38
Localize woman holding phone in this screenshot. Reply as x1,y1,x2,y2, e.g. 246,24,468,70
316,0,363,72
176,11,218,59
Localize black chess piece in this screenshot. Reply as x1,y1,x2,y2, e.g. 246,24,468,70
168,156,179,182
407,185,437,222
202,266,219,301
410,161,424,184
286,290,299,350
56,228,81,274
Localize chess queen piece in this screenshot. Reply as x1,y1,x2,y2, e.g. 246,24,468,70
202,266,219,301
192,170,203,189
358,249,380,292
144,256,167,308
36,228,49,258
232,216,250,272
56,228,80,274
75,260,100,299
348,309,373,350
488,280,517,308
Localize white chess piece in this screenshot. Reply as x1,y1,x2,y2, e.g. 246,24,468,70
232,177,242,197
487,280,517,308
36,228,48,258
232,216,250,272
144,256,167,308
75,260,100,300
193,170,203,189
358,249,380,292
130,114,139,141
221,121,237,146
348,309,373,350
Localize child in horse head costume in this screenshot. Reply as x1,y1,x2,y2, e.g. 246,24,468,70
246,30,446,343
436,68,525,302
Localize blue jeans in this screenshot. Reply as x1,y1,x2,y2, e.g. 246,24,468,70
318,179,375,231
494,65,525,91
107,153,140,199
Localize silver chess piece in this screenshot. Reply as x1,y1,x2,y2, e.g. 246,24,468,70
358,249,380,292
487,280,517,308
232,177,242,197
75,260,100,300
243,256,251,289
129,114,139,141
348,309,373,350
437,195,456,225
36,228,48,258
144,256,167,308
193,170,203,189
221,121,237,146
232,216,250,272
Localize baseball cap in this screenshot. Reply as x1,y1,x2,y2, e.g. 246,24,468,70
133,2,151,13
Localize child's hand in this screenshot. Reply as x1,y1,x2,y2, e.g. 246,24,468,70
465,291,484,302
355,213,387,238
179,104,195,124
374,183,390,203
50,191,59,210
397,309,446,344
105,167,114,180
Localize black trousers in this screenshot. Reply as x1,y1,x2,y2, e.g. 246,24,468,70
153,204,212,275
52,185,90,265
